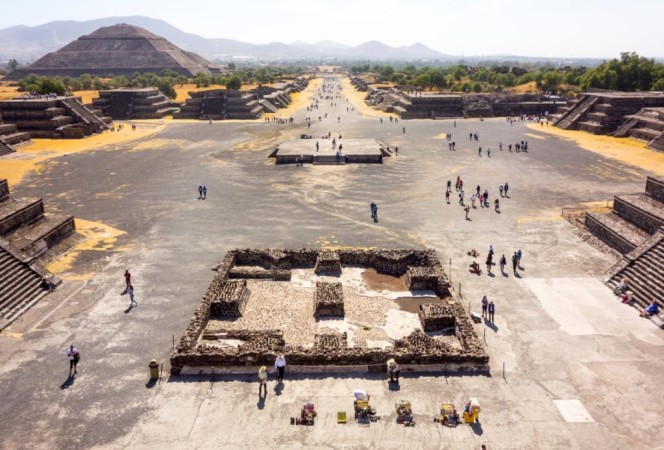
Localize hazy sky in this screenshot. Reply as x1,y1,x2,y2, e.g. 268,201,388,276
3,0,663,57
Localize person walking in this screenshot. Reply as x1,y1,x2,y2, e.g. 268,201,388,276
447,180,452,191
512,252,518,274
202,185,207,200
67,344,80,377
127,285,136,307
124,270,131,292
445,189,450,204
464,204,471,220
459,191,465,206
258,366,268,396
370,202,378,222
478,146,482,157
486,254,493,274
504,182,509,197
402,127,406,134
516,249,523,267
499,185,504,197
198,185,203,199
488,301,495,323
274,353,286,382
499,254,507,274
481,296,488,319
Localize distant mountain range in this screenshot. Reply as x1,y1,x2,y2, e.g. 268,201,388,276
0,16,451,62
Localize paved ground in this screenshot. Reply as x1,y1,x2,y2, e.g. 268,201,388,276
0,76,663,449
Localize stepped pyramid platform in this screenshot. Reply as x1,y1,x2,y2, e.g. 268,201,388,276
611,107,664,152
174,89,262,120
92,88,178,120
272,138,388,165
7,24,215,79
0,179,77,330
0,96,109,138
581,177,664,319
0,121,31,156
551,91,664,134
364,87,559,119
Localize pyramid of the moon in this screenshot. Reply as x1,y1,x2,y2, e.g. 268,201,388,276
8,23,215,79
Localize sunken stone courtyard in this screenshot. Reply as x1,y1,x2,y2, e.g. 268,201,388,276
171,249,487,373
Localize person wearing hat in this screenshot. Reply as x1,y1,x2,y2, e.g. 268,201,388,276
274,354,286,382
258,366,267,396
387,358,400,383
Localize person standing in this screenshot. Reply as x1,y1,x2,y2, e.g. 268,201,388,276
445,189,450,204
481,296,488,319
67,345,80,377
499,185,504,197
447,180,452,192
516,249,523,267
274,354,286,382
464,204,471,220
387,358,400,383
488,301,495,323
258,366,268,396
512,252,518,274
198,185,203,199
202,186,207,200
504,182,509,197
499,254,507,274
486,254,493,274
124,270,131,291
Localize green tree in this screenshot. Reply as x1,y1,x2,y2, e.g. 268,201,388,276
471,82,482,93
39,77,66,95
225,75,242,90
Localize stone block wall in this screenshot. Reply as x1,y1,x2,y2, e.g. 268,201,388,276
614,196,664,234
314,281,344,317
0,180,8,202
314,250,342,276
646,176,664,203
585,213,637,254
418,304,456,332
0,200,45,236
209,280,249,318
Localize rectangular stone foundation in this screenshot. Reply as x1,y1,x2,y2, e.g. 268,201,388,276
170,248,487,375
314,281,344,318
209,280,249,318
419,304,456,332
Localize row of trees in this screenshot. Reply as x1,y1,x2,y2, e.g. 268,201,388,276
349,53,664,94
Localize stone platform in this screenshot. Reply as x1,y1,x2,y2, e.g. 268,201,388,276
170,248,487,375
273,138,387,164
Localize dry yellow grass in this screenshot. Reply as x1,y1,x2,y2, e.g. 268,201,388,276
526,123,664,173
72,90,99,104
0,122,166,186
0,81,19,100
509,81,537,94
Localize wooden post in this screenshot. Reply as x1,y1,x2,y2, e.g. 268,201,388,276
172,334,175,348
449,258,452,282
483,328,486,342
459,282,462,298
503,362,505,379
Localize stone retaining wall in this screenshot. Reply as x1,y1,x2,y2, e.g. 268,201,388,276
418,303,456,332
170,248,483,374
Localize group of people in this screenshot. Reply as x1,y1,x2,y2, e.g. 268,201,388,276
481,296,496,322
448,177,510,219
197,185,208,200
469,245,523,276
614,278,661,319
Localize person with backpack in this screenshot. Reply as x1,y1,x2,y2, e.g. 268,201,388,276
67,345,80,377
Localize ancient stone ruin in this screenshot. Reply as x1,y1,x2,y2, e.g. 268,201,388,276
7,24,215,79
91,88,178,120
170,248,489,374
174,89,263,120
314,281,344,318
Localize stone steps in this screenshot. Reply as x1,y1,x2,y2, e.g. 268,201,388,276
649,132,664,152
585,211,649,254
5,213,75,258
0,245,47,330
614,194,664,234
609,238,664,310
556,96,598,129
612,118,640,137
0,141,14,157
0,197,45,237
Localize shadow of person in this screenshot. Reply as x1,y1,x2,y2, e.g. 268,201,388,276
60,376,75,390
484,320,499,332
514,271,522,279
145,378,157,389
257,395,266,410
502,271,509,278
124,304,134,314
488,272,495,278
388,381,401,391
274,380,284,396
469,421,484,435
495,210,501,214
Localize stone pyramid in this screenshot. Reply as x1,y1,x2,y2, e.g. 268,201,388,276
9,23,215,79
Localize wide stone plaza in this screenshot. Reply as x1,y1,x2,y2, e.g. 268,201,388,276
0,76,663,449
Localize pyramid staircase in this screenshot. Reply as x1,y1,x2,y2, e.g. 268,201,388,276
554,95,598,129
586,176,664,325
0,179,77,330
0,122,31,156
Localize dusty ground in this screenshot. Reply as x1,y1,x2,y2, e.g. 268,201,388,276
0,75,663,449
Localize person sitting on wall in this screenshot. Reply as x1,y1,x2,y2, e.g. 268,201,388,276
640,301,660,318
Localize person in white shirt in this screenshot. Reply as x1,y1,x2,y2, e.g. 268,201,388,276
258,366,267,396
274,354,286,381
66,345,80,377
